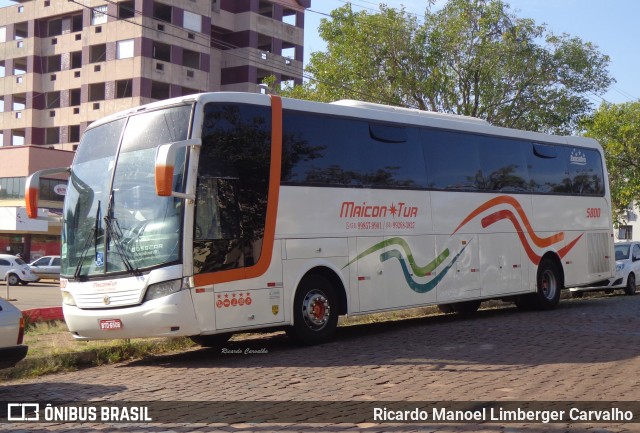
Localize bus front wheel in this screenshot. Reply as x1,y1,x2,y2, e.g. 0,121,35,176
286,274,339,345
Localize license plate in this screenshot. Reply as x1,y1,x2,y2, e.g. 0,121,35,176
99,319,123,330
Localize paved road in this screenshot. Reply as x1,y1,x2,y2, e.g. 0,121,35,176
0,280,61,310
2,293,640,432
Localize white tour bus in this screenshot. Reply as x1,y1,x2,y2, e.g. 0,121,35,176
26,92,614,346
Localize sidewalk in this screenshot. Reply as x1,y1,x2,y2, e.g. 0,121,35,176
1,280,64,322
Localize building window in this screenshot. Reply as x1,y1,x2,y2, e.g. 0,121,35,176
119,1,135,19
183,11,201,33
46,91,61,109
12,130,25,146
91,5,108,25
152,41,171,62
89,44,107,63
12,95,26,111
0,61,4,77
69,125,81,143
0,97,4,112
619,225,633,240
69,88,81,106
0,177,26,199
46,128,60,145
89,82,106,102
72,14,83,32
47,55,62,73
71,51,82,69
0,26,6,43
13,58,27,75
182,49,200,69
117,39,134,59
150,80,170,100
282,9,297,26
116,79,132,98
153,2,172,23
48,18,63,36
13,22,26,39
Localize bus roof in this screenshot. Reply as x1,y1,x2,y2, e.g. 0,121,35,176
86,92,602,151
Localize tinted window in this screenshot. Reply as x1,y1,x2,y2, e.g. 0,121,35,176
426,129,482,191
282,112,428,188
194,103,272,274
0,259,9,266
51,257,61,266
478,136,529,192
527,143,571,194
566,147,605,196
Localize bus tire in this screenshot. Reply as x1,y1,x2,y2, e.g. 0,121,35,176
286,274,339,345
625,273,636,296
532,258,562,310
515,259,562,310
190,333,232,348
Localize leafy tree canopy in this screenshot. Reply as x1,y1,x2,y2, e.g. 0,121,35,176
282,0,613,134
582,102,640,222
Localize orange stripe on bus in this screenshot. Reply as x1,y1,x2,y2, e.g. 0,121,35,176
453,195,564,248
195,95,283,286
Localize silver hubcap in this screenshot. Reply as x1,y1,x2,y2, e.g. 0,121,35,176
541,269,557,300
301,290,330,331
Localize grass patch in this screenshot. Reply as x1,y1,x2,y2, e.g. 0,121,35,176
1,321,195,381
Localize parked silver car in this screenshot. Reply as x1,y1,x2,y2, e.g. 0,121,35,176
0,298,28,369
0,254,39,286
570,241,639,297
29,255,61,280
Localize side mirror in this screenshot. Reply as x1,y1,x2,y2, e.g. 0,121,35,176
154,138,201,199
25,167,70,218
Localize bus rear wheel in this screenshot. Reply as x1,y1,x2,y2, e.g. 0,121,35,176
517,258,562,310
286,274,339,345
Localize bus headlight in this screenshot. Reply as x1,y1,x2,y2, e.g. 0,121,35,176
143,279,183,302
61,290,76,306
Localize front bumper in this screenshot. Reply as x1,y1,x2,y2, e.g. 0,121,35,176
63,289,200,340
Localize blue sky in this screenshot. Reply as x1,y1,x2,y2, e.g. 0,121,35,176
1,0,637,105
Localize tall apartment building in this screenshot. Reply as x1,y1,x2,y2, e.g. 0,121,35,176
0,0,309,151
0,0,309,261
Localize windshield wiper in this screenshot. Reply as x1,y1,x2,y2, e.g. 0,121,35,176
73,200,101,281
104,192,141,276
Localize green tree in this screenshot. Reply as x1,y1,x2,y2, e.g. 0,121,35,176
285,0,613,134
582,102,640,221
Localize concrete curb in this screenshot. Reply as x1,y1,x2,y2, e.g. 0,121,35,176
22,307,64,323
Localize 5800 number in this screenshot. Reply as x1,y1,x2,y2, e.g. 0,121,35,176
586,208,601,218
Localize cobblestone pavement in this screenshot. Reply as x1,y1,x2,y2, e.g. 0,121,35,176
2,294,640,432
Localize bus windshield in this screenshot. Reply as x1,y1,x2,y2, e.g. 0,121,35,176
62,105,192,279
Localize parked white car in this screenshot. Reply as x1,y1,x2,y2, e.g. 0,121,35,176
0,254,39,286
0,298,28,369
29,255,61,280
570,241,639,297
